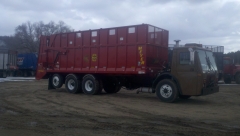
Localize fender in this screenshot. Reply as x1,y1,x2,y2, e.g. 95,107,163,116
152,73,183,95
82,74,96,80
66,73,81,80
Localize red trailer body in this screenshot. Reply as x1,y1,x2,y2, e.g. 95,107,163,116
36,24,169,80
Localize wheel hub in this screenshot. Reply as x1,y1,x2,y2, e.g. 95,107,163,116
85,80,93,92
160,84,173,98
53,76,59,86
68,79,75,90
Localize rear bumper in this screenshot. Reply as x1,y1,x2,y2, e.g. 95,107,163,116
202,86,219,95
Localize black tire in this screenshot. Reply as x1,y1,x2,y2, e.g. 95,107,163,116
82,75,102,95
235,74,240,84
3,71,7,78
30,71,35,76
156,79,179,103
179,95,191,99
10,71,14,77
218,73,222,81
23,71,28,77
52,74,64,88
103,78,121,93
104,85,121,94
224,77,231,84
65,74,82,94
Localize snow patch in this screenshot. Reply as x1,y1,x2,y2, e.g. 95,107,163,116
0,77,35,83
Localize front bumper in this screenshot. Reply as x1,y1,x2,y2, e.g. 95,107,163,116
202,86,219,95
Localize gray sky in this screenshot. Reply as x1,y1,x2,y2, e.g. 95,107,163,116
0,0,240,53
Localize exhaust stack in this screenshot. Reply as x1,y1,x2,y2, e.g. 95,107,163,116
174,40,181,47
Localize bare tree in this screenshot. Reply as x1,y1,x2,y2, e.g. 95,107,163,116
0,36,19,50
15,21,37,53
55,21,73,33
33,21,45,44
13,21,72,53
225,51,240,64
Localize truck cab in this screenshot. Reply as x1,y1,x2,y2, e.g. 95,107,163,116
153,44,219,102
223,57,240,84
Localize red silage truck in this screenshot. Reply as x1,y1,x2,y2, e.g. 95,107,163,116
36,24,219,102
223,56,240,84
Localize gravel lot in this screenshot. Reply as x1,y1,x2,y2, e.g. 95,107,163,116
0,78,240,136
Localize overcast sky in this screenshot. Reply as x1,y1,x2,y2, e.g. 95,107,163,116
0,0,239,53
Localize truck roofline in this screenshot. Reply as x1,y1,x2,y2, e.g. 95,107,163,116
173,46,213,51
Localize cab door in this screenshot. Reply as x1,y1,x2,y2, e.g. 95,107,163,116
174,50,198,95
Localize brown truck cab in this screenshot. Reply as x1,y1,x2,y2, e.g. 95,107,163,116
152,45,219,102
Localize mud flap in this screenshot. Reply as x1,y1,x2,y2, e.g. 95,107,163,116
48,77,55,90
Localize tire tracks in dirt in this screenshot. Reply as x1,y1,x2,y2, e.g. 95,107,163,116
1,81,240,136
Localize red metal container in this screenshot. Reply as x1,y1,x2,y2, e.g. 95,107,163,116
36,24,169,80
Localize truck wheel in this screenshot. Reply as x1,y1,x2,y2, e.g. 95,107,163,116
82,75,102,95
224,77,231,84
10,71,14,77
179,95,191,99
156,79,179,103
103,78,121,93
104,85,121,94
3,71,7,78
235,74,240,84
31,71,36,76
24,71,28,77
65,74,82,94
218,73,222,81
52,74,64,88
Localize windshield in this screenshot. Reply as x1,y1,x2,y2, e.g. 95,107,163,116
223,59,231,65
197,50,218,72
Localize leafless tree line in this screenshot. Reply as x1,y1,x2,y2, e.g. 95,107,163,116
0,21,73,53
225,51,240,64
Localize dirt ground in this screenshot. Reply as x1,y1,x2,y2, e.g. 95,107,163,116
0,79,240,136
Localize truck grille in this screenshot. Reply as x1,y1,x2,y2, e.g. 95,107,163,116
206,74,217,87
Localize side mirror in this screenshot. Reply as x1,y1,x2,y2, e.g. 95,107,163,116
188,48,195,65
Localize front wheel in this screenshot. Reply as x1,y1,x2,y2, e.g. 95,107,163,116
156,79,179,103
235,74,240,84
224,77,231,84
218,73,222,81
